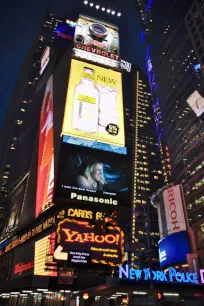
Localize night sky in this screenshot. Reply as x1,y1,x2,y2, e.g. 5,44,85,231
0,0,145,127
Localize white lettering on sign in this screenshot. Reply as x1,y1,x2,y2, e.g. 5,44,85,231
120,59,132,72
70,192,118,205
163,185,186,235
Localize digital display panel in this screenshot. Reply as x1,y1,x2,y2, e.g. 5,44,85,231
187,90,204,117
61,59,125,147
73,15,119,67
40,46,50,75
55,143,128,206
4,174,29,234
54,219,125,267
159,231,190,268
36,76,54,217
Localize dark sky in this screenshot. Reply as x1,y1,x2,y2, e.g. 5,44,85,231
0,0,145,127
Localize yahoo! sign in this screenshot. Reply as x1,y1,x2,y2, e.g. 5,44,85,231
119,265,204,285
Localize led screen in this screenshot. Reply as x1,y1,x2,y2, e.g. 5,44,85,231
61,59,125,147
187,90,204,117
40,46,50,75
3,174,29,234
54,218,125,267
36,75,54,217
73,15,119,67
159,231,190,268
55,143,128,206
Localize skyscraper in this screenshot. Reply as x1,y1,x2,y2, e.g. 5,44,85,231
139,0,204,267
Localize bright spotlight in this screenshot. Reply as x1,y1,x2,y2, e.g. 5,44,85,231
84,0,88,4
96,5,100,9
90,2,94,6
107,9,111,13
117,12,121,17
102,7,105,11
111,11,115,15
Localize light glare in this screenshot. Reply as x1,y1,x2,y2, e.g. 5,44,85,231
117,12,121,16
102,7,105,11
90,2,93,6
107,9,111,13
84,0,88,4
96,5,100,9
111,11,115,15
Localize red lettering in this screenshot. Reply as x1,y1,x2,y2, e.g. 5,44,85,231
172,220,180,230
76,43,82,49
14,261,34,276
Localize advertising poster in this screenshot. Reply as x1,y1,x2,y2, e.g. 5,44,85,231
62,59,125,147
54,219,125,267
40,46,50,75
36,76,54,217
11,241,34,279
54,23,75,50
55,143,128,206
158,231,190,268
73,15,119,67
4,174,29,234
34,232,57,277
187,90,204,117
163,185,187,236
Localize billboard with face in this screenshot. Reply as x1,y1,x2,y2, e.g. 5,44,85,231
73,15,119,67
54,219,125,267
36,76,54,217
55,143,128,206
62,59,125,147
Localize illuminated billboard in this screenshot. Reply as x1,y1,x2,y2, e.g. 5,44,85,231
55,143,128,206
34,232,57,277
159,231,190,268
40,46,50,75
36,76,54,217
163,185,187,236
62,59,125,147
73,15,119,67
4,174,29,234
186,90,204,117
54,219,125,267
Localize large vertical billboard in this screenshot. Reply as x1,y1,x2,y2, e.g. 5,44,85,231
36,76,54,217
61,59,125,147
163,185,187,236
73,15,120,68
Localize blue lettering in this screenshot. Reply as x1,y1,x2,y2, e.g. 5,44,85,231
119,265,128,279
129,269,135,280
161,271,168,282
143,268,151,280
169,267,176,282
175,272,183,283
134,269,142,280
189,273,198,284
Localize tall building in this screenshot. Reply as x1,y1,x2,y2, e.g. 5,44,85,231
134,0,153,34
139,0,204,267
123,66,165,268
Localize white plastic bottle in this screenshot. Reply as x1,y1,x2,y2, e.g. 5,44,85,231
72,67,99,133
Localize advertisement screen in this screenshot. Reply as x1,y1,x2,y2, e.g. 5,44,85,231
34,232,57,277
159,231,190,268
55,143,128,206
4,174,29,234
187,90,204,117
73,15,119,67
40,46,50,75
54,219,125,267
36,76,54,217
163,185,187,236
62,59,125,147
11,241,34,279
63,135,127,155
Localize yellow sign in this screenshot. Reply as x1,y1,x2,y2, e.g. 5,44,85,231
62,59,125,147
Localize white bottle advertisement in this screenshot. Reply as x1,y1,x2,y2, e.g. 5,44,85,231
72,68,99,133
